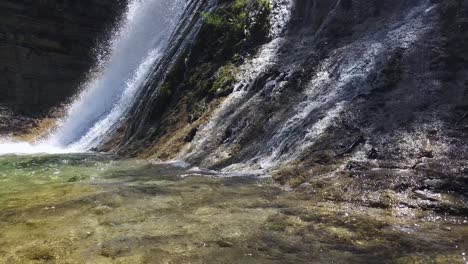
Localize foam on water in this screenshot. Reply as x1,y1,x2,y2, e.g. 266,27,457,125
0,140,70,155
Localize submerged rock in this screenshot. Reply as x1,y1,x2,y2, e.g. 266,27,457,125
0,154,466,263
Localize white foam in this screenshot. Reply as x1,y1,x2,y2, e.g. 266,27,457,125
49,0,186,150
0,0,187,155
184,0,434,172
0,140,72,155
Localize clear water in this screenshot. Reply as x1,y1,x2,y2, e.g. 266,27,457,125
0,154,466,263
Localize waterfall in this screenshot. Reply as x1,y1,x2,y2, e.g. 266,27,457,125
0,0,187,154
179,0,295,168
0,0,438,172
182,0,435,172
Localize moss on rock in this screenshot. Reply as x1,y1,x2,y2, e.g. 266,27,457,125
138,0,273,159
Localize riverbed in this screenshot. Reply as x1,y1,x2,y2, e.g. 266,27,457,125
0,154,466,263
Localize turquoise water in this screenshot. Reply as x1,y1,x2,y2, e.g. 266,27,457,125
0,154,466,263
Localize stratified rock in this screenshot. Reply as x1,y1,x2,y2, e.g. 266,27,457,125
0,0,126,115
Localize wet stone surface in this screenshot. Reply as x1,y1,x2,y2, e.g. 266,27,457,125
0,154,466,263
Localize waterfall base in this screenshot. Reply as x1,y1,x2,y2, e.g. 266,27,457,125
0,154,466,263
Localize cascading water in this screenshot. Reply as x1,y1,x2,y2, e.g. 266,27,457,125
177,0,294,167
0,0,187,154
182,0,437,172
0,0,441,173
0,1,466,262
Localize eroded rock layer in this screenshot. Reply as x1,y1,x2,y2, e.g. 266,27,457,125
106,0,468,214
0,0,126,115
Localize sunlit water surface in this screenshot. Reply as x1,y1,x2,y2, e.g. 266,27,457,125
0,154,466,263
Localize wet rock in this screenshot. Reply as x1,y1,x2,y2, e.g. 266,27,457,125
0,0,126,115
215,240,234,248
418,150,434,159
184,126,199,142
94,205,113,215
0,107,37,136
366,148,379,159
23,246,55,261
67,176,81,182
100,243,131,258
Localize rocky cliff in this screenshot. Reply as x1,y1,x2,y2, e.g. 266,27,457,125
0,0,126,115
2,0,467,217
101,0,468,215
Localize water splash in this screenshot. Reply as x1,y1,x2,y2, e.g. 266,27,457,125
0,140,70,155
0,0,187,154
50,0,186,150
268,0,294,38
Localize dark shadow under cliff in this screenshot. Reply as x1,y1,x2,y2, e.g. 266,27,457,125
0,0,126,116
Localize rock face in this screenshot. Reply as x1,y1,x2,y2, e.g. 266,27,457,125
0,0,126,115
1,0,466,216
104,0,467,215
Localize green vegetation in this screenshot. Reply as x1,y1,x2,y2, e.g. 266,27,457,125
272,165,310,188
210,63,237,95
189,0,271,97
198,0,271,61
156,51,188,108
156,0,272,109
149,0,272,132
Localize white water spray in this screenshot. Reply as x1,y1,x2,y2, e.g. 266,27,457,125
184,0,433,172
0,0,186,155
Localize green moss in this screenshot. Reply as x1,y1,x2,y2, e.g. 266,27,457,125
144,0,272,133
232,0,247,11
185,63,214,97
272,166,310,187
210,63,237,95
156,0,272,101
250,0,271,42
159,83,172,101
197,0,271,61
157,51,188,105
201,12,226,28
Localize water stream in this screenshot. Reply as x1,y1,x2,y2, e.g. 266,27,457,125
0,0,188,154
0,1,466,263
0,154,466,263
